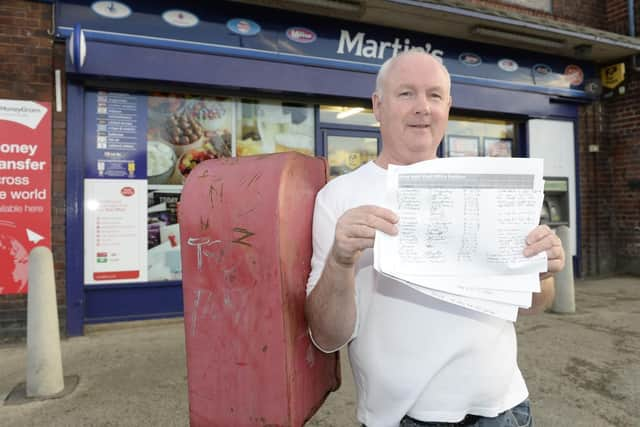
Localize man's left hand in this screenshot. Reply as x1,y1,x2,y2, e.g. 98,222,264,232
523,225,565,280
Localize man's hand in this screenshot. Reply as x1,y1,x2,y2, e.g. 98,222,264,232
306,205,398,351
523,224,565,280
331,205,399,267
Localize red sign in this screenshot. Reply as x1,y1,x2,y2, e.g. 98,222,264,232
0,99,51,295
564,64,584,86
120,186,135,196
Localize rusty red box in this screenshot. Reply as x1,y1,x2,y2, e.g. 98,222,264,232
179,152,339,427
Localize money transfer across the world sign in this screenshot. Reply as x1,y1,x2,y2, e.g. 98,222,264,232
0,99,51,295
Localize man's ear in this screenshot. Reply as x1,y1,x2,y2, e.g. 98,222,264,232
372,93,382,121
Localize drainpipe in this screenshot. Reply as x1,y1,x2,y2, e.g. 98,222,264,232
629,0,640,71
629,0,636,36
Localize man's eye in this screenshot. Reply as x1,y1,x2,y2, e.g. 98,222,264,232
399,91,412,97
431,93,442,100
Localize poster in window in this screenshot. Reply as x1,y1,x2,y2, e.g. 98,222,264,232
147,94,233,185
483,137,513,157
84,179,147,284
147,185,182,281
236,99,314,156
447,135,480,157
84,91,148,179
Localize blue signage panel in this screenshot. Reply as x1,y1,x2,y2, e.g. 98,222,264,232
57,0,594,96
84,90,147,179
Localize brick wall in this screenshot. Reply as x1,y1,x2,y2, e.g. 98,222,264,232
605,0,637,35
0,0,65,341
577,102,617,276
602,1,640,274
603,67,640,274
457,0,607,29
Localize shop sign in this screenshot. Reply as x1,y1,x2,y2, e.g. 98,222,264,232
84,179,147,284
498,58,519,72
600,62,627,99
0,99,51,295
91,1,131,19
336,30,444,61
162,10,199,28
226,18,261,36
286,27,317,44
564,64,584,86
57,0,596,96
459,52,482,67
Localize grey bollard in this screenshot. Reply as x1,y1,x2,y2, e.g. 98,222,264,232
26,246,64,397
551,225,575,314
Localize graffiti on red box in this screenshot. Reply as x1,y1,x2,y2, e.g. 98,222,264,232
0,99,51,295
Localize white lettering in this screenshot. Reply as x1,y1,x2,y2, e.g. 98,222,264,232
404,38,411,52
0,159,46,170
378,41,392,59
362,39,378,58
10,189,47,199
337,30,364,56
432,50,444,63
0,143,38,156
336,29,445,62
0,176,30,185
391,38,402,56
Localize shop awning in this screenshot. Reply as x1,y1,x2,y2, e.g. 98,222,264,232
234,0,640,64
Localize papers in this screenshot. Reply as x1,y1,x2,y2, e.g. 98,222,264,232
373,157,546,322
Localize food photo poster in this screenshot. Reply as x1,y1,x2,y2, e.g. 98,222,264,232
84,91,316,283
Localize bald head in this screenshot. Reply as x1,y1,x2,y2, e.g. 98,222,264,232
375,50,451,99
371,49,452,167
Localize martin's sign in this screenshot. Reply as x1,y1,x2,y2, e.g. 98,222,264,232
56,0,595,97
336,30,444,61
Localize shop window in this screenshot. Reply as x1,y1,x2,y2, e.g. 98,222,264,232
445,116,516,158
236,99,314,156
319,105,379,128
327,135,378,178
147,93,234,282
83,90,315,285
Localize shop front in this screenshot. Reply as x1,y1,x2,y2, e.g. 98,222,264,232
56,0,593,335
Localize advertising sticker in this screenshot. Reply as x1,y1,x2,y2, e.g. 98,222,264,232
0,99,51,295
84,179,147,284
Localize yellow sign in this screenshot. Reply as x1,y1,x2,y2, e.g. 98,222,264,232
601,63,625,89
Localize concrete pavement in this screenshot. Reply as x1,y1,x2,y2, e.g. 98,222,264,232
1,276,639,427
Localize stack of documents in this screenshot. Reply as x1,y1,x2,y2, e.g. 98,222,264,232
373,157,547,322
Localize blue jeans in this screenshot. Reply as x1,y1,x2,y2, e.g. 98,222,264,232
398,400,533,427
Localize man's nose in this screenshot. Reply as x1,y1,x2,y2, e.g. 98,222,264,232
414,94,431,115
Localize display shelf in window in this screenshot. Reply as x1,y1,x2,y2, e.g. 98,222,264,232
446,135,480,157
483,137,513,158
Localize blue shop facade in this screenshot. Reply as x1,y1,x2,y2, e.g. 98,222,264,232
56,0,594,335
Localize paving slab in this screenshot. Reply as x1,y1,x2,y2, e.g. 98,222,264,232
0,276,638,427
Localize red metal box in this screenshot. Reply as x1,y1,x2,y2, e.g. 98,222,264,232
179,153,339,427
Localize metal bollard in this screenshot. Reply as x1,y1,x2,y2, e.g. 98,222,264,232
551,225,576,314
26,246,64,397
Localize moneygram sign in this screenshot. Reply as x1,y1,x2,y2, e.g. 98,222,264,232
0,99,51,295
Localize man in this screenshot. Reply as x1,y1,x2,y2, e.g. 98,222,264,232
305,50,564,427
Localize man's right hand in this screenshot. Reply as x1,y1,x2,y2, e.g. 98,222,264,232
331,205,399,267
306,205,399,352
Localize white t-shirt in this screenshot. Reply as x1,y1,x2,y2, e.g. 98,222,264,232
306,161,528,427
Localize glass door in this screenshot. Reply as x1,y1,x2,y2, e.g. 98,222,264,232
321,128,380,178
